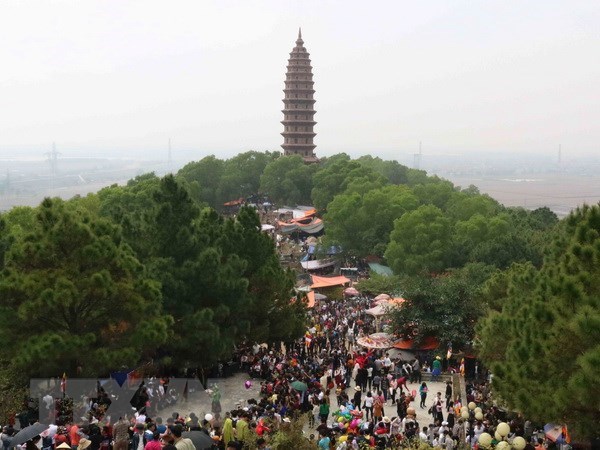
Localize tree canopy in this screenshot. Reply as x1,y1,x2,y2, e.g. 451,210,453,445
476,204,600,440
260,155,315,205
385,204,452,275
0,198,172,377
325,185,418,256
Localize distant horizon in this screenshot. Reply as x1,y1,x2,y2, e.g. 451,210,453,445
0,145,595,164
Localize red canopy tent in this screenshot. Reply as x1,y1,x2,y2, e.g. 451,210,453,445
393,336,440,351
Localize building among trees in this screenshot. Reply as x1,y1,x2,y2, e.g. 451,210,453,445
281,28,318,163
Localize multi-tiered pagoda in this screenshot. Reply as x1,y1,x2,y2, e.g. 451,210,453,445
281,28,318,163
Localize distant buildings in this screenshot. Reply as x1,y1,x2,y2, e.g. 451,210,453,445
281,28,318,163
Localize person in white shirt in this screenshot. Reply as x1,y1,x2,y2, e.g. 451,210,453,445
419,426,429,442
383,354,392,372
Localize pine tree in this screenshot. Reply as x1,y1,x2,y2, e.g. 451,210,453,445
477,204,600,441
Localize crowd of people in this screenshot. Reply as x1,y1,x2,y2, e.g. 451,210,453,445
1,292,560,450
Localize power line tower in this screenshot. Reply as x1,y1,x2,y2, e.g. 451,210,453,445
45,142,61,189
413,141,423,170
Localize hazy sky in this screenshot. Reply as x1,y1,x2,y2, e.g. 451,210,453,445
1,0,599,160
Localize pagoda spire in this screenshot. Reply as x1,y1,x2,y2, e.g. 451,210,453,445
281,29,317,163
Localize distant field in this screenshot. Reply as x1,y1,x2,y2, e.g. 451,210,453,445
2,168,599,219
445,173,600,217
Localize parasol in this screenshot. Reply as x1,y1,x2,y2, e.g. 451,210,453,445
344,287,359,296
356,332,397,349
544,424,568,443
10,423,49,447
291,381,308,392
182,431,215,450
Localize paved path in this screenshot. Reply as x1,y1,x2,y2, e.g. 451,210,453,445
157,372,448,429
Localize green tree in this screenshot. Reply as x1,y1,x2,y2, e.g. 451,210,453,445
385,204,452,275
0,206,38,269
476,205,600,440
178,155,225,207
222,151,280,198
446,191,500,221
311,158,358,211
94,173,162,259
355,273,405,297
390,266,490,350
325,185,418,256
356,155,410,185
449,213,515,267
0,198,172,377
412,180,456,210
260,155,315,205
219,206,307,343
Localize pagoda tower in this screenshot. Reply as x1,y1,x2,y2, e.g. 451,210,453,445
281,28,318,162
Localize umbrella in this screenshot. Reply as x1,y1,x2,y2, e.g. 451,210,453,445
544,424,567,443
344,287,359,296
356,332,397,349
182,431,215,450
11,423,49,447
365,304,387,317
388,348,415,360
291,380,308,392
306,236,318,245
374,293,391,301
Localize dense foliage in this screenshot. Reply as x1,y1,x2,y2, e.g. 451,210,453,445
0,174,307,384
476,205,600,440
0,198,171,377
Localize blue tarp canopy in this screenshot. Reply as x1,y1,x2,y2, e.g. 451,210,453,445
307,245,343,255
368,263,394,277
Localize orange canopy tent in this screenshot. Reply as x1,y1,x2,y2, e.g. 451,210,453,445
306,291,316,308
310,275,351,289
393,336,440,351
291,291,316,308
223,198,244,206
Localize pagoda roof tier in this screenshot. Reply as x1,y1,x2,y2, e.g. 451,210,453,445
281,120,317,126
286,67,313,71
282,144,317,151
281,131,317,137
282,107,316,112
285,78,314,83
281,110,316,115
283,98,316,104
283,89,315,94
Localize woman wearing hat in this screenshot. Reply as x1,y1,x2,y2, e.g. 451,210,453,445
352,386,362,411
77,439,92,450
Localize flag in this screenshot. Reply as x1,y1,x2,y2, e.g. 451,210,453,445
60,372,67,395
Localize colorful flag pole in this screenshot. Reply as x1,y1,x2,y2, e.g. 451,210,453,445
60,372,67,397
